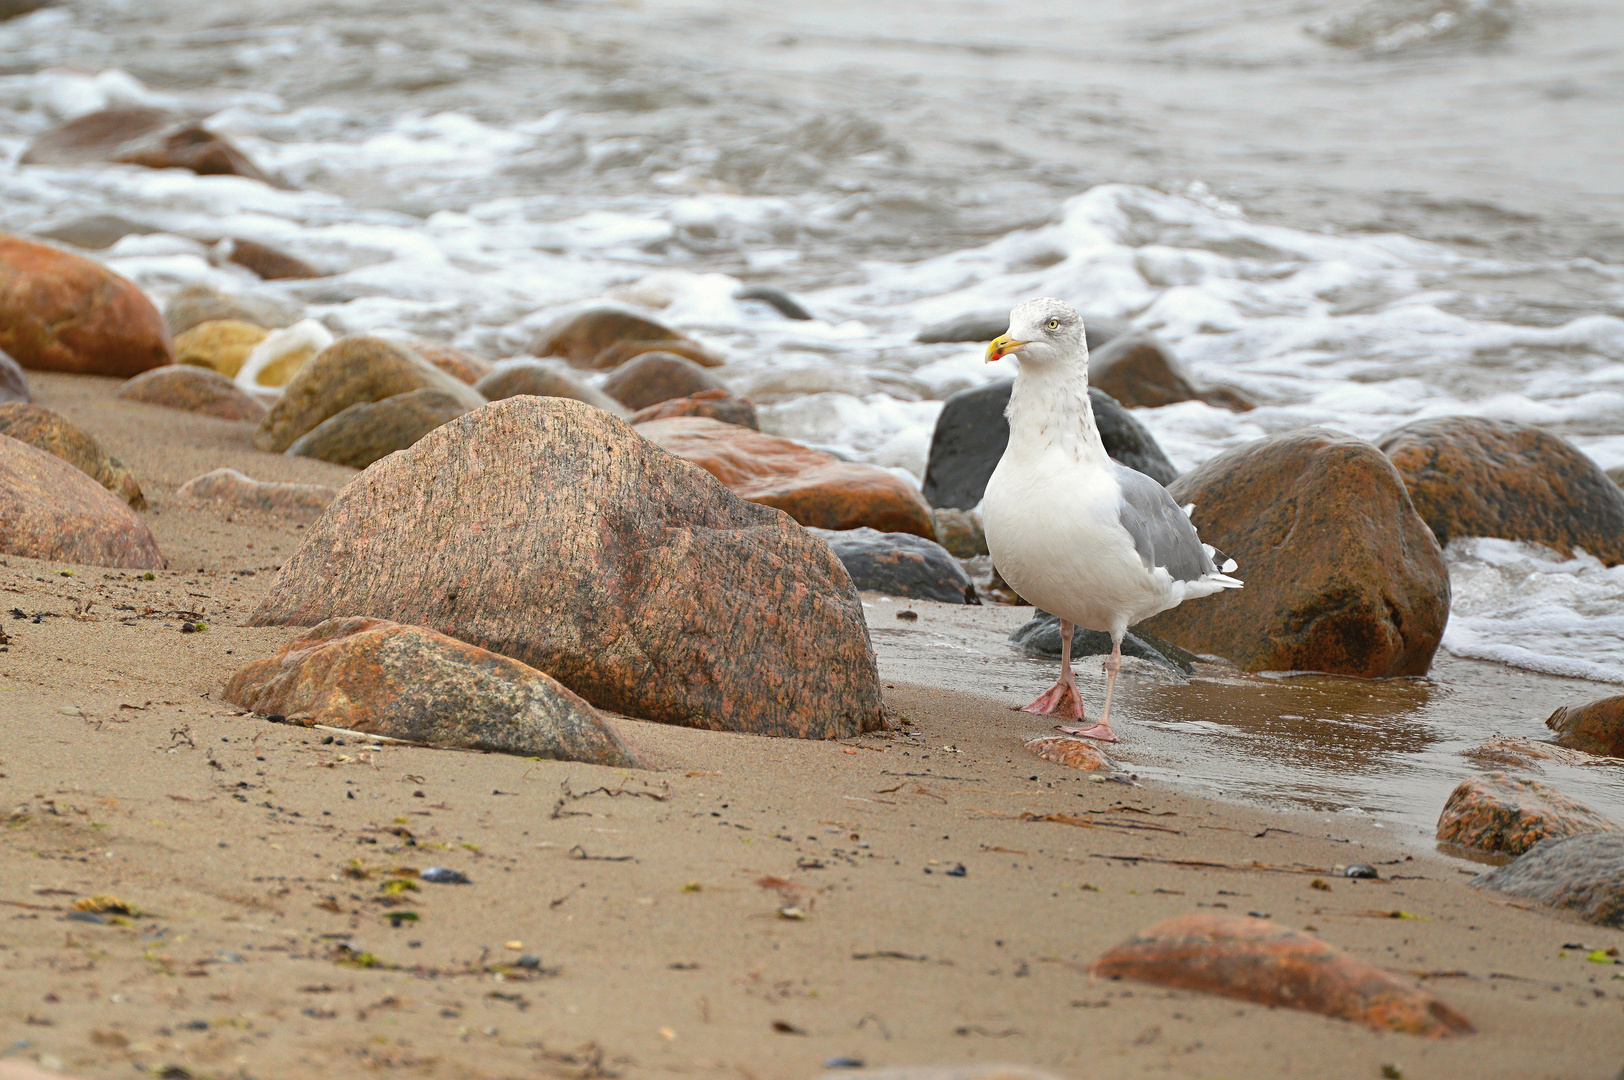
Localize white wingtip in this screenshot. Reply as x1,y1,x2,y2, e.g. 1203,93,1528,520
1181,502,1196,518
1221,558,1238,574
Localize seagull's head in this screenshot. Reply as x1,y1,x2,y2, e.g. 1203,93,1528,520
985,297,1087,370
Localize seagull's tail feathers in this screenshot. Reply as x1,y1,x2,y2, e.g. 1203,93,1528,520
1201,543,1243,587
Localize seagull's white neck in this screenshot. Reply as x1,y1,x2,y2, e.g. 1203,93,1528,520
1004,353,1110,466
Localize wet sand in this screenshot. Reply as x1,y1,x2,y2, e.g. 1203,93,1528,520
1,372,1621,1080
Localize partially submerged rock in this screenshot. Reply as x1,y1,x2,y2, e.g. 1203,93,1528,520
0,349,28,404
920,380,1177,509
1546,695,1624,758
1461,734,1622,772
218,237,319,280
407,341,493,386
249,397,884,739
1091,913,1473,1037
1378,416,1624,565
0,435,163,569
1089,330,1254,412
224,617,643,767
1435,771,1620,857
116,365,267,422
601,351,729,411
21,107,279,186
254,336,485,453
1010,611,1194,674
628,389,758,429
591,337,723,371
176,468,337,525
163,284,303,336
172,319,269,378
0,233,171,377
0,403,145,508
473,360,624,414
31,213,158,251
637,416,936,538
734,284,812,320
286,388,473,469
809,527,976,604
534,306,720,370
1139,429,1449,677
1473,831,1624,928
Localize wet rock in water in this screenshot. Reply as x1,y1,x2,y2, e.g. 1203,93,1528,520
920,380,1177,509
591,336,724,371
254,336,486,453
1435,771,1621,857
1025,735,1117,772
473,360,624,414
1546,695,1624,758
406,341,493,386
286,388,474,469
176,468,336,525
0,403,145,508
218,237,320,280
172,319,269,378
1089,330,1254,413
249,397,883,738
21,107,280,186
809,527,976,604
1010,611,1195,674
32,213,159,250
1,1,56,21
533,306,720,370
163,283,303,336
1461,734,1620,772
1091,912,1473,1036
628,389,758,429
116,365,267,422
602,351,729,411
1472,831,1624,929
224,617,643,767
1377,416,1624,566
0,349,28,404
637,417,936,538
734,285,812,320
0,233,172,377
930,507,986,558
1138,429,1448,677
917,310,1124,349
0,435,163,570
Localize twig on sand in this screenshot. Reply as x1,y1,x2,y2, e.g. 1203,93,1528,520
1087,853,1350,875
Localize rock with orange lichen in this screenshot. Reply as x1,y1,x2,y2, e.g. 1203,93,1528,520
1091,912,1473,1037
177,468,337,525
249,397,883,739
1024,735,1116,772
629,388,758,430
224,617,643,767
1546,695,1624,758
0,434,163,570
636,417,935,538
1436,771,1620,856
116,365,267,422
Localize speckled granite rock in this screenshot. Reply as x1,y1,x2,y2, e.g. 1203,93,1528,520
602,351,729,410
473,360,624,414
1436,771,1620,856
176,468,337,525
627,389,757,429
0,403,144,508
286,388,473,469
1472,831,1624,928
0,435,163,570
116,365,267,422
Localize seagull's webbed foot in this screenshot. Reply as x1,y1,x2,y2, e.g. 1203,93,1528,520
1056,721,1119,742
1020,677,1085,721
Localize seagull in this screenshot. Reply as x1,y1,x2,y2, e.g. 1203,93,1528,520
980,298,1241,742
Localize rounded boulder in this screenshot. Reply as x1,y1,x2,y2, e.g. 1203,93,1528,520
286,388,474,469
0,403,144,508
1545,695,1624,758
601,351,729,411
1436,771,1621,857
0,435,163,569
116,365,267,422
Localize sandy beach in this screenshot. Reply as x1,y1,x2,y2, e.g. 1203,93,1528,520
1,373,1620,1080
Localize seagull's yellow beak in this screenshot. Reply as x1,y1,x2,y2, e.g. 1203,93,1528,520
985,333,1026,363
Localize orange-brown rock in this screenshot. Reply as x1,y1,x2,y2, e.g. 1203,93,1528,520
636,417,935,538
591,337,724,371
286,388,473,469
602,351,729,411
1091,913,1473,1037
1024,735,1116,772
1139,429,1448,676
1377,416,1624,565
0,403,144,508
0,348,27,404
1461,734,1622,772
172,319,268,377
1089,330,1254,413
1546,695,1624,758
472,360,624,414
249,397,884,739
628,389,758,429
0,434,163,570
0,233,171,377
221,238,320,280
534,306,684,367
254,336,486,453
223,617,643,767
177,468,337,525
407,341,493,385
21,107,278,186
116,365,267,422
1436,771,1621,856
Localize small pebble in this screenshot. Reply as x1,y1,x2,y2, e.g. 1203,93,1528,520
420,867,470,885
514,954,542,969
896,610,918,621
1344,864,1379,879
945,863,967,877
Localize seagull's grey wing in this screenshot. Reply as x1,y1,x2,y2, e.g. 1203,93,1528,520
1111,463,1216,583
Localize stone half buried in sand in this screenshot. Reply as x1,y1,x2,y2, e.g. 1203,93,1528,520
0,233,172,377
0,435,163,570
636,417,935,538
1378,416,1624,566
1139,428,1449,677
223,617,643,768
1435,771,1620,857
285,387,473,469
176,469,337,526
1090,912,1473,1037
1472,831,1624,928
1024,735,1117,772
116,365,267,423
248,397,884,739
0,402,145,508
1546,696,1624,757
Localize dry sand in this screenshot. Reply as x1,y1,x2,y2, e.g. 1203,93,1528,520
1,372,1621,1080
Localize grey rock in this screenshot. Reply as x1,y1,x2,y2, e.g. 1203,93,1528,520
475,360,625,415
1009,610,1196,674
1473,831,1624,928
810,526,978,605
602,351,729,411
32,213,159,250
287,388,473,469
734,285,812,320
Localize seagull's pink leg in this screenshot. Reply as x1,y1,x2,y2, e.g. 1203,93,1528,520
1020,619,1085,721
1062,638,1121,742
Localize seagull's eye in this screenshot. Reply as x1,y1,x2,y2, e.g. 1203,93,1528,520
1045,318,1060,331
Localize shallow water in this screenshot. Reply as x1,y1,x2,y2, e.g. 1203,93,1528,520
1,5,1621,701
